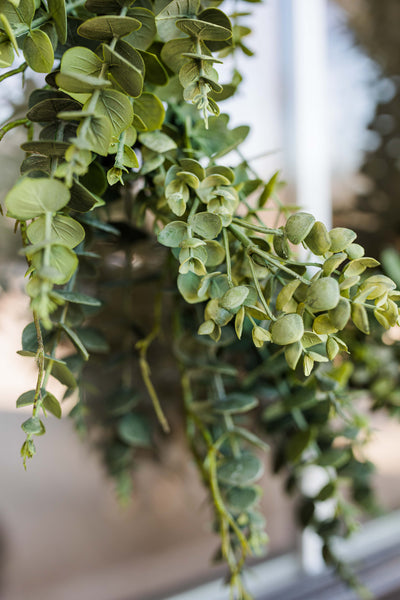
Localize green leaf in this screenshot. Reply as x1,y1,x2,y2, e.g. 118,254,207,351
284,341,302,370
0,13,18,53
304,221,331,256
213,392,258,414
76,114,112,156
204,240,224,267
328,297,350,330
117,413,151,447
51,361,77,388
42,392,62,418
17,0,35,25
322,253,347,276
313,313,338,335
87,89,133,137
157,220,187,247
31,245,78,285
27,98,81,122
217,453,264,486
317,448,350,469
190,212,222,239
27,215,85,249
259,171,279,207
60,46,103,78
306,277,340,312
20,140,70,157
16,390,36,408
220,285,249,311
176,18,231,41
326,336,340,360
103,44,144,98
156,0,200,41
343,257,380,277
21,417,42,435
225,486,259,512
139,49,168,85
5,178,70,221
56,71,111,93
286,429,313,462
276,279,300,311
60,323,89,360
315,483,335,502
77,16,142,41
351,303,369,334
48,0,67,43
271,313,304,346
177,271,208,303
0,41,14,68
23,30,54,73
193,114,249,158
126,7,156,50
139,130,176,152
75,327,109,353
69,179,104,213
106,388,139,416
329,227,357,253
285,212,315,245
134,92,165,131
161,37,194,72
54,290,102,307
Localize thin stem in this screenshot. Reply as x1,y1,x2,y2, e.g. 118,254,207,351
0,62,27,83
223,228,233,287
136,290,170,433
232,217,282,236
0,0,87,44
32,312,45,413
184,115,194,158
247,254,276,321
0,118,29,141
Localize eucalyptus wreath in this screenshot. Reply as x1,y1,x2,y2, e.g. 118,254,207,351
1,0,399,598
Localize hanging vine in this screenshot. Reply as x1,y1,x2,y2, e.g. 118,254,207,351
1,0,399,598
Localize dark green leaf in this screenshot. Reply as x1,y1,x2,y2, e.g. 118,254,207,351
77,16,142,41
117,413,151,447
42,392,62,418
217,453,264,486
23,30,54,73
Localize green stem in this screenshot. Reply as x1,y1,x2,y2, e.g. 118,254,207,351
0,118,29,141
231,217,282,236
0,62,27,83
184,115,194,158
136,290,170,433
223,228,233,287
0,0,87,44
247,254,276,321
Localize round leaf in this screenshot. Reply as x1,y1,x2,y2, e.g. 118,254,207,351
27,215,85,249
285,212,315,245
190,212,222,239
5,178,70,220
306,277,340,312
77,16,142,40
23,30,54,73
304,221,331,255
217,453,264,486
270,313,304,346
117,413,151,447
225,486,259,513
31,245,78,284
213,393,258,414
329,227,357,253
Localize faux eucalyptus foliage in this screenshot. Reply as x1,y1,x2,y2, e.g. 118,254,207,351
1,0,399,597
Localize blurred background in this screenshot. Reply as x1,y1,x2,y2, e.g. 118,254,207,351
1,0,400,599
